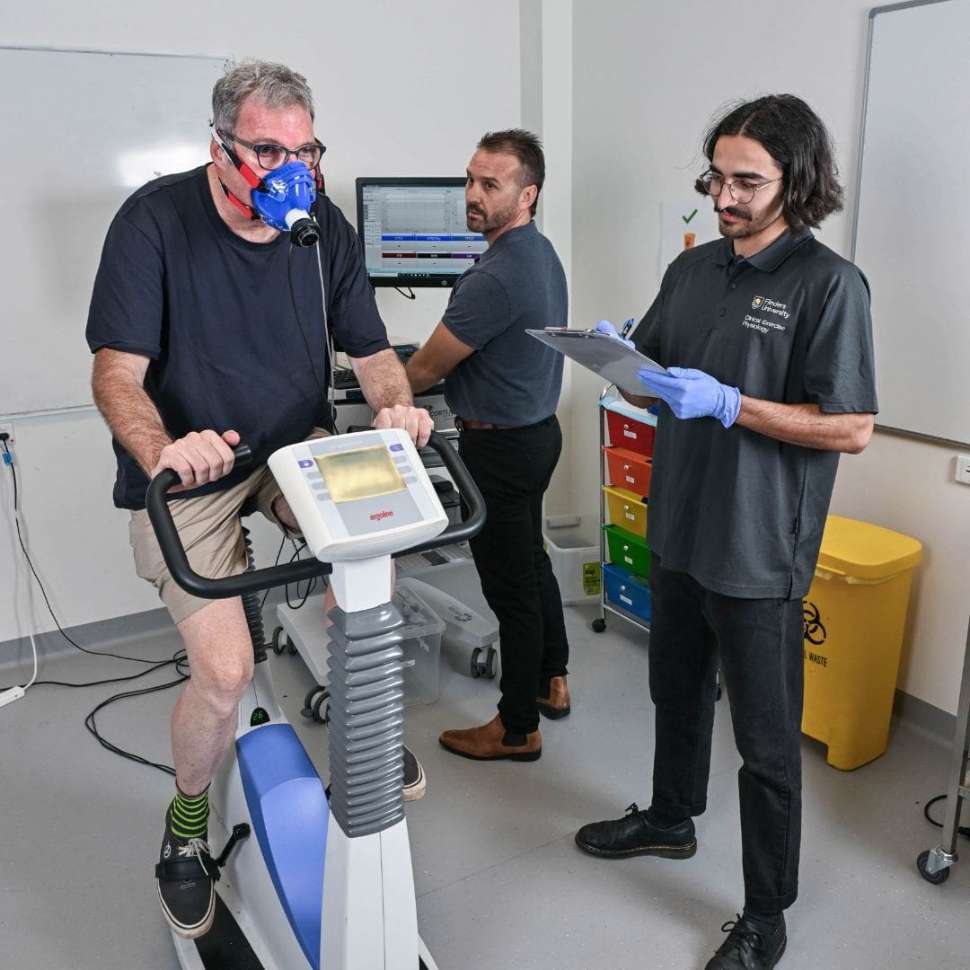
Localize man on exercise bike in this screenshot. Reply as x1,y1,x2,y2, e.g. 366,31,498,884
86,58,433,941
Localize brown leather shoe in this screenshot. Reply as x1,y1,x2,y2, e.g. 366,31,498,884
439,715,541,762
536,675,571,719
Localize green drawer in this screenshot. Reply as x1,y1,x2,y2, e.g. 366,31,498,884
604,525,652,578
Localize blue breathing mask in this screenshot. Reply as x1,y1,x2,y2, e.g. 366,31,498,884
250,161,320,246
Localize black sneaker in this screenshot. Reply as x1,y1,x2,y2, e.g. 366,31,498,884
403,745,426,801
575,802,697,859
705,913,787,970
155,810,217,939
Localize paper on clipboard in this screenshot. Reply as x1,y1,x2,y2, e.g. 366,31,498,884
526,328,666,395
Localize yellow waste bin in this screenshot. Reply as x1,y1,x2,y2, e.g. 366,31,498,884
801,515,922,770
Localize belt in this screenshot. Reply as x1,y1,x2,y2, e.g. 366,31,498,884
455,417,518,431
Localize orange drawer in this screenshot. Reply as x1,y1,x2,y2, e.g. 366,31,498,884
603,446,652,496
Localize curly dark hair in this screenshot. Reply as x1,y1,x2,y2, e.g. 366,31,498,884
695,95,843,230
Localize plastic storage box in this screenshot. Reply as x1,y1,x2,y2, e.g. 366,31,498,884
544,518,601,605
604,525,652,578
603,446,653,496
602,563,652,623
603,485,648,538
801,515,923,770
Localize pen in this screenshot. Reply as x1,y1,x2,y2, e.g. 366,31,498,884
620,318,636,339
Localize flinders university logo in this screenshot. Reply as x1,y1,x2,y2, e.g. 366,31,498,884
751,295,765,309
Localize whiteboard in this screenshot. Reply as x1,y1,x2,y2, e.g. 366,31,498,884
2,47,226,415
853,0,970,447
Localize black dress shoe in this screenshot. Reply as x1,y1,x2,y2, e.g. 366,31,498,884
574,802,696,859
704,913,787,970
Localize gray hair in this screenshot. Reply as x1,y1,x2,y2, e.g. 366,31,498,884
211,59,315,134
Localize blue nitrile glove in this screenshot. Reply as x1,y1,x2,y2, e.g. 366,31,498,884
594,319,635,349
635,366,741,428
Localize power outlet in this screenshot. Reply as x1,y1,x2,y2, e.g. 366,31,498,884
0,423,13,446
955,454,970,486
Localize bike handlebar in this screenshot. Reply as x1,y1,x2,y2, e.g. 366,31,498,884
145,431,486,600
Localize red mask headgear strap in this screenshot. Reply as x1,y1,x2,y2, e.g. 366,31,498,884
212,128,263,220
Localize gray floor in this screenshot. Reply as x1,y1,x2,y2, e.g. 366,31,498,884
1,601,967,969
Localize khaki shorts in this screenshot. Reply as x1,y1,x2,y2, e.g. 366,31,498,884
129,430,328,625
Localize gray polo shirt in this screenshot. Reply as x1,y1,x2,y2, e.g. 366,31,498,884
441,222,566,426
634,229,877,600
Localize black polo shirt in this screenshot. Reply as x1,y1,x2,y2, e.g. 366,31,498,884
633,229,877,599
86,165,390,510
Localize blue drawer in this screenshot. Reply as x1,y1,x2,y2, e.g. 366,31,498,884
603,563,651,622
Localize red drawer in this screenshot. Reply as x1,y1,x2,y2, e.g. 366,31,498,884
605,409,655,456
603,446,652,496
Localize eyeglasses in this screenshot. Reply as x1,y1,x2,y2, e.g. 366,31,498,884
219,129,326,171
698,171,781,205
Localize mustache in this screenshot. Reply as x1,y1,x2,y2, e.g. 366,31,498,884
466,205,485,216
716,205,751,220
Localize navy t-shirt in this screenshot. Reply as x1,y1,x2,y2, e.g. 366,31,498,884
86,165,389,509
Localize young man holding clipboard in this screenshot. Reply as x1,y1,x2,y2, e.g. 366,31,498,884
573,96,877,970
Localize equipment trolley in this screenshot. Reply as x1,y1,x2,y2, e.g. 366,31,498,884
917,615,970,884
592,385,656,636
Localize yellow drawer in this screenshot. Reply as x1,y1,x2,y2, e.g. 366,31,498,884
602,485,648,538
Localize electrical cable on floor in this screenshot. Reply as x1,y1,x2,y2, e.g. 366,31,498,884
83,649,191,776
923,794,970,839
0,437,194,773
1,437,172,674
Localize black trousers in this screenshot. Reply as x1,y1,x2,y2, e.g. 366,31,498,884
648,561,804,913
458,416,570,735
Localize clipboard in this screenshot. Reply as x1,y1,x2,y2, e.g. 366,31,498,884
526,328,666,395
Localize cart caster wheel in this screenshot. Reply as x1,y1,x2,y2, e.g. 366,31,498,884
916,850,950,884
592,618,607,633
311,691,331,725
271,627,288,656
302,686,330,724
471,646,496,679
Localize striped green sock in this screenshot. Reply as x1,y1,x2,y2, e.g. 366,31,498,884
169,789,209,840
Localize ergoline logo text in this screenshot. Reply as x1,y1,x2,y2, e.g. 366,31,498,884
370,510,393,522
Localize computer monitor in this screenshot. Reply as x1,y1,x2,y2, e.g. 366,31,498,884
356,177,487,287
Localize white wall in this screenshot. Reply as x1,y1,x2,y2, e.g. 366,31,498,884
565,0,970,714
0,0,523,647
531,0,575,516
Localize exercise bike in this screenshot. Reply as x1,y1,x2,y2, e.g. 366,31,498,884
146,429,485,970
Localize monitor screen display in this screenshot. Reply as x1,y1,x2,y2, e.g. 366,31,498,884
356,178,487,287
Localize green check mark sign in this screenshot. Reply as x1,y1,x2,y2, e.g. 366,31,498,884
681,208,698,225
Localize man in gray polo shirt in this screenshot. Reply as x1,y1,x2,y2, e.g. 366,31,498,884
406,129,571,762
575,96,877,970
